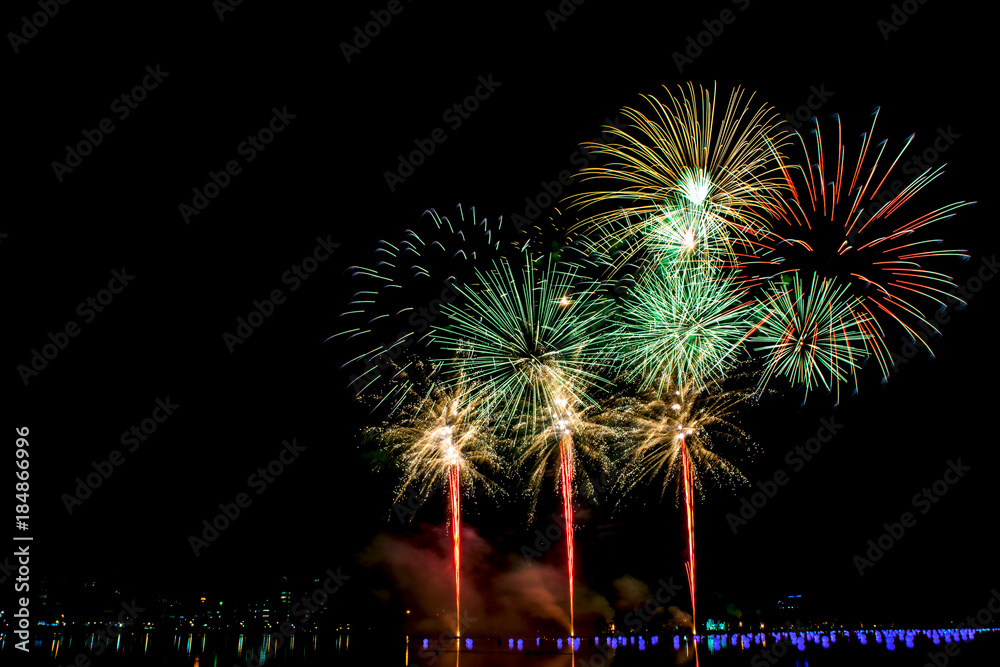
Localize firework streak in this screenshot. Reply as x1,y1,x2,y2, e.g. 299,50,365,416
449,464,461,635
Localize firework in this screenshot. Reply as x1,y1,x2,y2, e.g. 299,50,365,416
568,82,790,275
750,273,871,403
614,265,757,393
741,110,973,383
519,391,617,511
432,256,616,635
612,376,755,635
364,359,500,635
332,204,517,413
614,377,752,504
517,389,623,636
431,255,615,436
645,202,735,272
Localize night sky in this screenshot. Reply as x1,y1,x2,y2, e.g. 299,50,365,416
7,0,997,634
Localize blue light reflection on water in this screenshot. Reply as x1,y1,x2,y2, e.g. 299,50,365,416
8,626,1000,665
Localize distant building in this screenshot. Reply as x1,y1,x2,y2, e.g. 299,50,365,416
249,600,273,627
278,576,292,624
153,593,184,630
775,594,804,626
194,596,225,630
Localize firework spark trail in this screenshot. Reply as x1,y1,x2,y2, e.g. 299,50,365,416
681,440,696,635
532,392,619,637
558,434,575,637
682,438,701,667
332,205,516,413
449,464,461,636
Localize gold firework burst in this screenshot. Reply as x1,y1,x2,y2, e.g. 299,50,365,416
568,82,790,275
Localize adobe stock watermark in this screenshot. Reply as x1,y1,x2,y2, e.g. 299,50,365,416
777,84,834,132
7,0,71,54
520,470,613,562
213,0,244,22
340,0,414,63
51,600,144,667
17,268,135,386
393,486,438,524
61,397,180,514
519,511,575,563
383,74,502,192
726,416,844,533
189,438,306,555
222,235,339,353
291,568,350,623
751,633,806,665
847,124,961,248
877,0,930,40
236,568,349,666
623,577,683,632
51,65,170,183
853,458,970,576
345,276,460,395
852,125,960,238
511,113,630,234
923,589,1000,667
179,106,297,224
672,0,751,73
545,0,587,30
890,254,996,371
0,555,17,585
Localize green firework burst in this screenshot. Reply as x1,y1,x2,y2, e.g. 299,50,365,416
750,272,871,403
615,266,756,393
431,255,615,436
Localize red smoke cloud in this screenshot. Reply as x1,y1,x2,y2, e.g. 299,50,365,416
359,523,613,635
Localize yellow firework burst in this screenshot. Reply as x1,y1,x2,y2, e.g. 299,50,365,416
610,375,756,503
567,82,790,274
364,360,501,507
516,388,622,519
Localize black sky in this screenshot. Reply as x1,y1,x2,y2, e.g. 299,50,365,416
6,0,998,631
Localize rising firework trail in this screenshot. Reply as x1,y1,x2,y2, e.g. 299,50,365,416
611,376,755,636
518,391,617,637
363,360,499,635
681,439,696,635
448,460,461,635
553,397,578,636
560,432,575,636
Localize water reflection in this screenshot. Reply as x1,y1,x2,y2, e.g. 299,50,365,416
6,626,999,665
15,628,326,665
